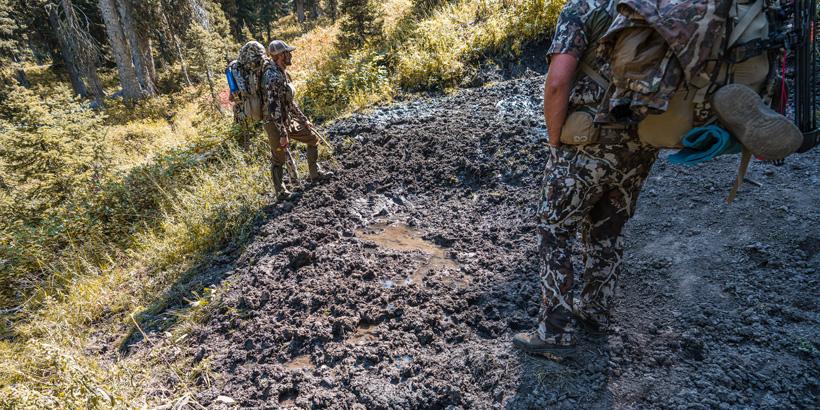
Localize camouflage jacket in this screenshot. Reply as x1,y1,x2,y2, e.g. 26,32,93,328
262,62,309,137
547,0,618,111
595,0,732,123
613,0,730,87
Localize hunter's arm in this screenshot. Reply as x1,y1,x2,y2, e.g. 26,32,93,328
544,54,578,147
263,69,289,139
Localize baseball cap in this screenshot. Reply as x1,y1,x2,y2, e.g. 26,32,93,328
268,40,296,56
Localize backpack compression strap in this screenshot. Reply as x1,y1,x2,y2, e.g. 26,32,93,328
580,62,610,90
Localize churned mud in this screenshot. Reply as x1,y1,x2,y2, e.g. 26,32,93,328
184,75,818,408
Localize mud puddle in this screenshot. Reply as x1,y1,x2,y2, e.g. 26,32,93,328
347,322,379,345
285,354,315,372
357,223,467,287
191,75,819,408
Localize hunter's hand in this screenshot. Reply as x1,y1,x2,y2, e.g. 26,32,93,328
279,136,289,147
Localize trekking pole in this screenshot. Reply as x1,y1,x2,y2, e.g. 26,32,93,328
309,126,335,155
285,147,299,180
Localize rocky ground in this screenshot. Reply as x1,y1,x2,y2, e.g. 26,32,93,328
178,74,817,408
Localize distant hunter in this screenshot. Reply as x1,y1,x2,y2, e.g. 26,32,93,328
262,39,332,200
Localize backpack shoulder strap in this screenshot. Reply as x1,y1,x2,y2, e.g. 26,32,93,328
727,0,765,49
580,61,611,89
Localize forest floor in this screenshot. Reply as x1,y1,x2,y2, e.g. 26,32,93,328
123,71,818,408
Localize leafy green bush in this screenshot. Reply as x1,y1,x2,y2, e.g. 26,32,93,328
300,49,393,120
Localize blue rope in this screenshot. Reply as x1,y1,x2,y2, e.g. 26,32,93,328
668,125,742,165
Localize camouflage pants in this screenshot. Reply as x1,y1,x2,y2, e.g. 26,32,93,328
537,140,657,344
263,118,319,167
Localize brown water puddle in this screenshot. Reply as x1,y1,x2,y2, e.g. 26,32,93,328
357,223,465,287
284,354,315,371
347,323,379,345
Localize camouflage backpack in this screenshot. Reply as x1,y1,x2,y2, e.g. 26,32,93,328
588,0,786,148
230,41,268,123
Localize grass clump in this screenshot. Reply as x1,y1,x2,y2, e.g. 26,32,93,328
298,0,565,118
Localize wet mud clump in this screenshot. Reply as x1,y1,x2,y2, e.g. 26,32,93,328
189,76,819,408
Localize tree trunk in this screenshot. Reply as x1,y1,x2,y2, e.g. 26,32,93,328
98,0,142,100
174,34,192,86
140,36,157,85
61,0,105,105
83,63,106,107
12,54,30,88
296,0,305,23
115,0,155,96
328,0,338,21
310,0,321,19
47,4,88,98
205,67,223,115
158,10,191,86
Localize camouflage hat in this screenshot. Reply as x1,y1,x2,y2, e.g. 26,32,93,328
238,41,266,66
268,40,296,56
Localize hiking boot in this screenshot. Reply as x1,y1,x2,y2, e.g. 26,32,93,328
512,329,576,357
571,297,608,337
712,84,803,160
307,145,333,182
271,165,291,200
572,310,608,337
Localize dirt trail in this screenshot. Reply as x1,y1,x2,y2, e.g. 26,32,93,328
189,75,818,408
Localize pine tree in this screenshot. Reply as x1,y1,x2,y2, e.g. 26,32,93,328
339,0,382,50
0,85,105,219
0,2,29,87
184,0,234,113
98,0,143,100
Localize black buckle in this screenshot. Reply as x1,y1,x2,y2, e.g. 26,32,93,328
797,129,820,153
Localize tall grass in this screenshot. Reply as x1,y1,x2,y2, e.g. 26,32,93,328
300,0,565,119
0,76,285,406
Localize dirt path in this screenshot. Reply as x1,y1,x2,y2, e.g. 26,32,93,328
189,76,819,408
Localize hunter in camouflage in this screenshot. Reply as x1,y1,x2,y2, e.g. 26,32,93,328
512,0,658,357
262,39,331,200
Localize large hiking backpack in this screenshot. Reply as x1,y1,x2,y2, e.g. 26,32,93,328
624,0,784,148
590,0,788,148
226,59,264,123
560,0,776,147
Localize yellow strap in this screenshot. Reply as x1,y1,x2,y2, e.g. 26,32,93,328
727,147,752,204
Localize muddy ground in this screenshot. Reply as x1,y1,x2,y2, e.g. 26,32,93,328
181,75,818,408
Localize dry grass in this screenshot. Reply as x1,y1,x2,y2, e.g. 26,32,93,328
0,74,277,407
